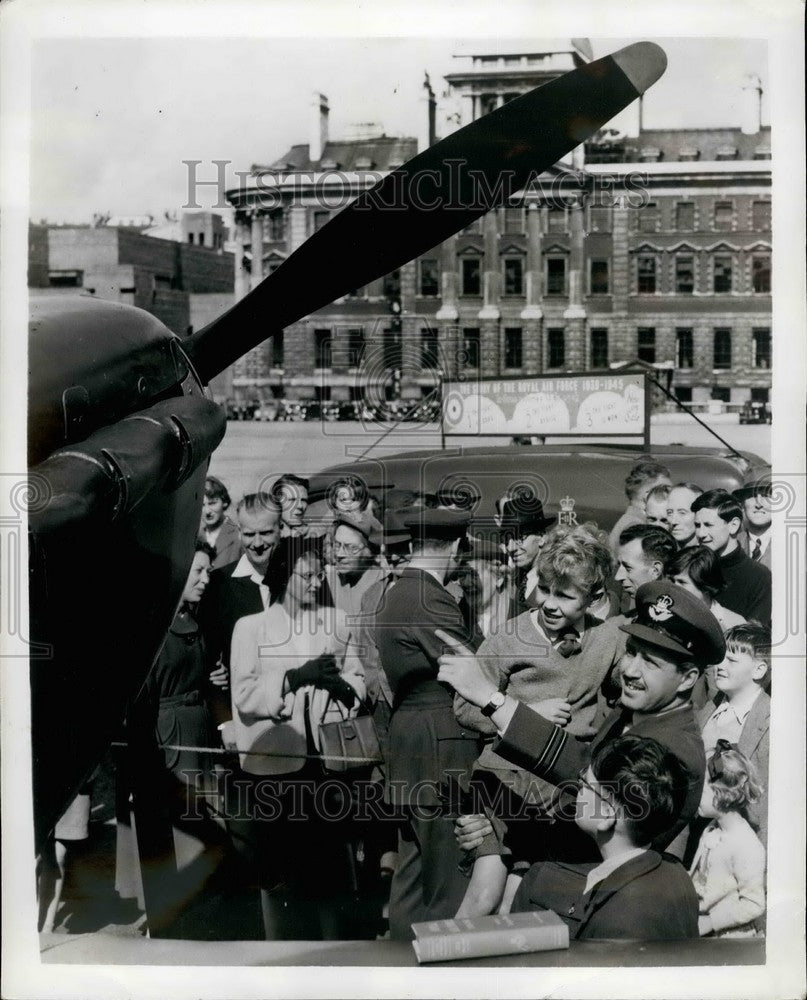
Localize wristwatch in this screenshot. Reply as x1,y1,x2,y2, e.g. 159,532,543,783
481,691,507,718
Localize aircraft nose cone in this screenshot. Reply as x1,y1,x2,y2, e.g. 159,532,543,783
610,41,668,95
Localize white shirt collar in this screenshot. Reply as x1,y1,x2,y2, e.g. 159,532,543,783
231,554,270,607
721,683,762,724
583,847,646,895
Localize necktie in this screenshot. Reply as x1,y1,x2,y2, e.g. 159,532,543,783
752,538,762,561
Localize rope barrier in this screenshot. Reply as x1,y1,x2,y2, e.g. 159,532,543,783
110,740,382,765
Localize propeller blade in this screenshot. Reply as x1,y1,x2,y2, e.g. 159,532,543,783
186,41,666,382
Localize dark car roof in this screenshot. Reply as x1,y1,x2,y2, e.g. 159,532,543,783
308,443,769,533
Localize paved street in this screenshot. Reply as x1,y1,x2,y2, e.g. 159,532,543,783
209,416,772,502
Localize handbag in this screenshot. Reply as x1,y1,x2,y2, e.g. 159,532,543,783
318,695,383,772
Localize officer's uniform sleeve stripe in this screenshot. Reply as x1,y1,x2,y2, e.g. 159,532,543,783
493,701,588,784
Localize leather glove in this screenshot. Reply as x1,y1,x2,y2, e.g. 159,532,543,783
320,675,357,710
285,653,339,693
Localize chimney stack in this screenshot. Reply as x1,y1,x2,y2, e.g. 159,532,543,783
310,92,329,163
740,74,762,136
417,72,436,152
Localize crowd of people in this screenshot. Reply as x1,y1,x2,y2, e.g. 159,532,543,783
39,457,773,948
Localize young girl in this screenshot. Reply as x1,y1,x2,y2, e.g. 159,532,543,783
689,740,766,937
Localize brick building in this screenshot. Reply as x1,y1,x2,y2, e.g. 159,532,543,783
224,43,771,410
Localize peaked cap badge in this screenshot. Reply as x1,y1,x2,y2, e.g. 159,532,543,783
648,594,674,622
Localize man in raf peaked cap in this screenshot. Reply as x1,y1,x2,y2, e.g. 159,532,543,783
438,582,722,861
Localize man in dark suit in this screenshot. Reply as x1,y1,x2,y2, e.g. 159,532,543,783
733,481,773,571
438,581,726,859
375,508,481,940
199,492,282,722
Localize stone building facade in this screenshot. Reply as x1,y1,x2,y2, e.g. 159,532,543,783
225,44,771,410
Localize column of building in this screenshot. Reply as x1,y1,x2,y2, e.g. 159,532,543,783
283,204,313,400
436,233,460,379
563,199,587,369
610,197,632,366
479,209,501,377
521,202,543,372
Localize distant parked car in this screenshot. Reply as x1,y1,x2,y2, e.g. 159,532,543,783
739,400,772,424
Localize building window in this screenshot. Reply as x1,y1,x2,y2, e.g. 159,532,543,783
751,387,769,403
48,269,83,287
314,328,332,368
713,328,732,370
591,328,608,369
547,206,566,233
419,258,439,296
480,93,498,116
753,327,771,369
271,329,284,368
347,328,365,367
674,386,693,403
713,255,733,293
503,257,524,295
188,233,194,244
462,327,481,368
711,386,730,403
546,257,566,295
313,210,330,232
504,327,523,369
674,256,695,294
461,257,481,295
637,256,657,293
590,259,609,294
752,254,771,293
713,201,733,230
589,205,611,233
503,207,524,234
638,327,656,363
675,202,695,231
547,328,565,368
268,211,285,241
638,201,659,233
421,327,439,369
751,200,771,231
198,233,205,246
676,328,694,369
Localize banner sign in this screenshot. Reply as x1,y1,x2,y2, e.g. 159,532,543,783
442,372,647,438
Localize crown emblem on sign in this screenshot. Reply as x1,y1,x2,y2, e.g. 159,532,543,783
648,595,674,622
559,495,576,512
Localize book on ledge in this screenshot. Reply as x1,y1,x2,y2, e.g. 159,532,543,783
411,909,570,964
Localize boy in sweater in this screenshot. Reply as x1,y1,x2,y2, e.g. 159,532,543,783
452,524,626,873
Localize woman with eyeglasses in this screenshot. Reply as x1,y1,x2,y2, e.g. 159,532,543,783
229,535,366,940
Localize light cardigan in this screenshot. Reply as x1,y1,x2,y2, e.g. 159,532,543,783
230,603,365,776
689,815,766,935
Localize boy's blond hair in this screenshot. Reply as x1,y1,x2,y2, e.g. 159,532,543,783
537,522,614,601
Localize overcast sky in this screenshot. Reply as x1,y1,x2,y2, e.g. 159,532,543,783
29,35,768,224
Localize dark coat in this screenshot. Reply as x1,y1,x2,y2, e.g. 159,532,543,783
494,701,706,853
699,689,770,845
512,851,699,940
375,568,481,807
717,546,771,625
198,558,265,673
